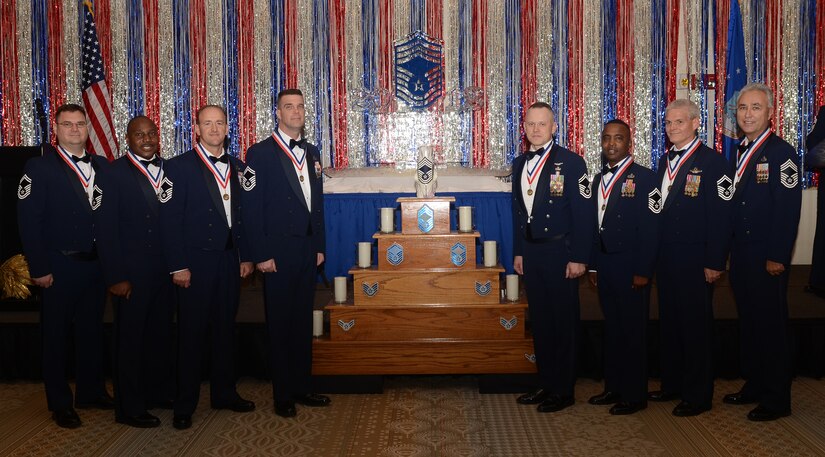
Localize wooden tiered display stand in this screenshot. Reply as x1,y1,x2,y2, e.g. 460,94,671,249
312,197,537,375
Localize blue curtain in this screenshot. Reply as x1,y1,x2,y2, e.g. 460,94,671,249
322,192,514,279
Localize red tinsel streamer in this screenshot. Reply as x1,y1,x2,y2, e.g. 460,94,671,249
520,0,536,153
766,0,782,133
329,0,348,168
427,0,443,39
713,0,729,153
665,0,679,106
143,0,159,125
96,0,113,98
567,0,583,155
616,0,634,141
189,0,207,132
817,0,825,108
1,0,20,145
237,0,255,159
472,0,488,167
285,0,298,87
47,0,65,138
379,0,393,93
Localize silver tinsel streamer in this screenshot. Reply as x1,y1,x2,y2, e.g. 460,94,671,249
684,2,701,113
63,0,80,104
158,0,175,158
441,0,460,164
254,0,273,141
298,0,315,142
780,0,799,146
536,0,552,108
633,0,652,170
314,0,332,165
740,0,753,80
486,1,505,168
109,0,129,150
394,0,410,38
16,0,35,144
582,0,602,175
345,0,364,167
206,0,224,105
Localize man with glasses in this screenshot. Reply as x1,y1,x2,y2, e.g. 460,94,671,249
17,103,113,428
512,102,595,413
95,116,175,428
159,105,255,430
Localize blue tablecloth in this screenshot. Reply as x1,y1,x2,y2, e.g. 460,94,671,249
322,192,514,279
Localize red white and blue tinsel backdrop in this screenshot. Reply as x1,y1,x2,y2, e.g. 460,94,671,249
0,0,823,182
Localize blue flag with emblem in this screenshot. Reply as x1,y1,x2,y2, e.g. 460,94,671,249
721,0,747,161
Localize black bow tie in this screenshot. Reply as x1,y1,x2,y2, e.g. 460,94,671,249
72,154,90,164
668,149,684,161
289,138,306,150
525,147,546,161
209,154,229,164
737,143,750,161
602,164,619,175
139,157,161,167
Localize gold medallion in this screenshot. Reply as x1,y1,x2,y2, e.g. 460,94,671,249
527,188,533,196
601,204,606,210
223,193,230,201
300,175,305,182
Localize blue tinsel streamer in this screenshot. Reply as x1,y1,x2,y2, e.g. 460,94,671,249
222,0,239,157
313,0,331,163
751,0,765,82
127,0,144,118
602,0,617,123
271,0,285,113
411,0,425,32
31,0,49,140
550,0,569,147
362,0,376,166
650,0,668,169
173,0,192,155
505,0,520,164
799,0,817,187
698,0,710,143
458,0,470,165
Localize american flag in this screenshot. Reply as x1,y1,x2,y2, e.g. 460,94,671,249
80,1,118,161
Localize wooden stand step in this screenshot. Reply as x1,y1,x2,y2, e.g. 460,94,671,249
351,266,504,306
374,231,480,270
312,337,538,375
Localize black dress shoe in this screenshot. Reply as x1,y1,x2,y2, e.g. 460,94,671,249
648,390,680,402
293,393,331,407
52,408,81,429
173,414,192,430
609,401,647,415
672,401,711,417
747,405,791,422
117,412,161,428
75,393,115,410
215,397,256,412
723,391,759,405
588,391,621,405
517,388,549,405
537,395,575,413
275,401,297,418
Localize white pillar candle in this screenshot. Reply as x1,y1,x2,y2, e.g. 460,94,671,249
358,242,372,268
458,206,472,232
506,274,519,301
334,276,347,303
312,310,324,337
483,240,497,267
380,207,394,233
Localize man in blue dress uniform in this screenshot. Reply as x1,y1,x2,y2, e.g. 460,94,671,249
17,103,113,428
242,89,329,418
587,119,659,415
723,83,801,421
648,99,733,417
513,102,595,413
804,105,825,295
95,116,175,428
159,105,255,430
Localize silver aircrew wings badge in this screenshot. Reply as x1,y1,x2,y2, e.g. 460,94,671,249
17,174,32,200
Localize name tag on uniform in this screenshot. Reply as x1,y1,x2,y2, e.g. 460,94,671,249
549,173,564,197
756,163,769,184
684,174,700,197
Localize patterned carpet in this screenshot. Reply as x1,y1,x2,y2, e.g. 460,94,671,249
2,377,825,456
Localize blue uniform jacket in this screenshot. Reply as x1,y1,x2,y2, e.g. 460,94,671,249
656,144,733,271
729,133,802,265
590,162,660,278
94,154,168,286
512,144,595,264
241,136,325,264
17,145,109,278
158,149,251,273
